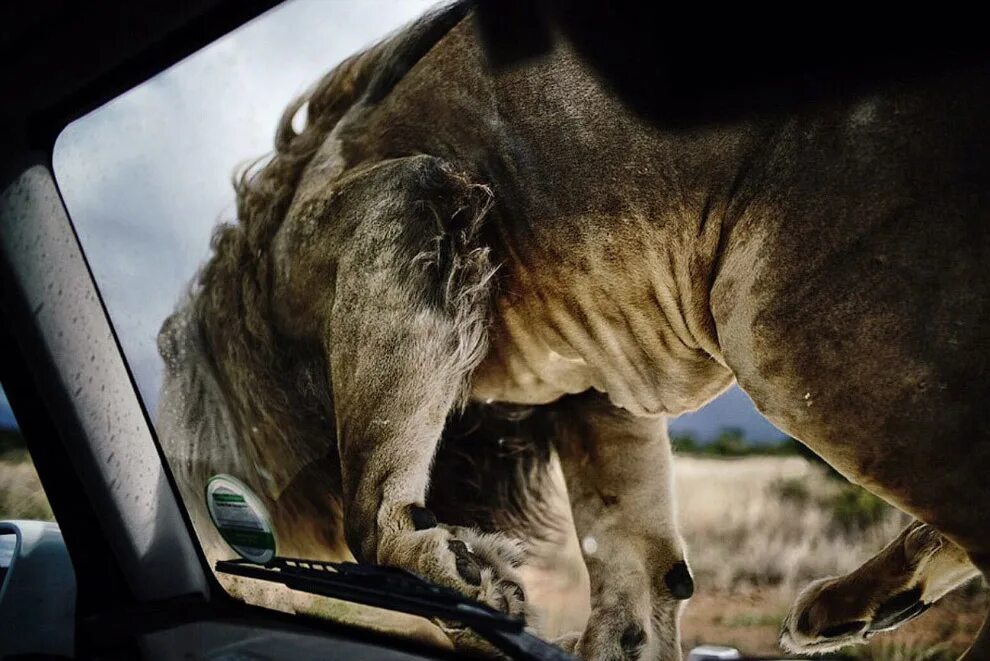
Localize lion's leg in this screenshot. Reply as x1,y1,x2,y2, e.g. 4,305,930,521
428,402,592,639
708,136,990,659
781,521,980,653
962,574,990,661
551,391,690,661
275,156,526,636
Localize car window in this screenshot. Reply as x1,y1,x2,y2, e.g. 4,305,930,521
46,1,982,657
0,384,53,523
51,0,490,647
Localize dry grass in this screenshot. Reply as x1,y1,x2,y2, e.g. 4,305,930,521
0,449,53,521
676,456,909,593
0,444,982,659
674,455,986,659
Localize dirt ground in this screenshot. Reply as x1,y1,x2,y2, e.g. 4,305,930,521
675,456,987,659
681,586,986,659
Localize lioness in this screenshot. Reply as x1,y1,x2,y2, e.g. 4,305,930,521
157,3,990,659
781,522,982,653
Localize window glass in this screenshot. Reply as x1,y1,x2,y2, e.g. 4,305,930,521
0,385,53,522
0,533,14,567
53,0,488,645
48,1,978,656
0,533,13,588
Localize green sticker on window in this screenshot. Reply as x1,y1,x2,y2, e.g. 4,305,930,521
206,474,276,564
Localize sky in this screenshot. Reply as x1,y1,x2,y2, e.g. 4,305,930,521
0,388,15,428
0,0,785,442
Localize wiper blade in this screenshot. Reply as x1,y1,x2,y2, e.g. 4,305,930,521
216,556,575,661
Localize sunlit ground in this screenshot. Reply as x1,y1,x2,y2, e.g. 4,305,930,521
2,440,984,659
674,456,986,659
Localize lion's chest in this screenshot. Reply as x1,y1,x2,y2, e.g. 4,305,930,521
469,283,733,417
470,317,596,407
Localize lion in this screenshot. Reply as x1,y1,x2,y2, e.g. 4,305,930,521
156,2,990,659
780,522,981,653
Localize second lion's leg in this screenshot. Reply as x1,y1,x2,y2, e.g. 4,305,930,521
553,391,692,661
428,402,592,640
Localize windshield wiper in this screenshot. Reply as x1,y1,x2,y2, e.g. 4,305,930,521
216,556,575,661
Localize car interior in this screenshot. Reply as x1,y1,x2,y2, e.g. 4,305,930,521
2,3,987,661
0,3,492,659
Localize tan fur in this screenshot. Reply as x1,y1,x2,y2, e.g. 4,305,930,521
159,4,990,660
551,392,688,659
780,522,980,653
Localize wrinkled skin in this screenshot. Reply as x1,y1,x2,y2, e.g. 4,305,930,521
158,4,990,659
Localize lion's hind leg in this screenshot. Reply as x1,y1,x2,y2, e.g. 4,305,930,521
780,521,980,654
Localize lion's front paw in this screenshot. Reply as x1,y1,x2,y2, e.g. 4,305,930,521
572,590,683,660
380,520,528,619
381,523,528,658
442,526,528,617
575,610,656,661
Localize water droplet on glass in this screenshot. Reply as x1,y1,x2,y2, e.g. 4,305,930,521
581,535,598,555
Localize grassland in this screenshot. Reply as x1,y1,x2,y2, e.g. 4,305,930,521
0,424,983,659
0,429,53,521
674,452,987,659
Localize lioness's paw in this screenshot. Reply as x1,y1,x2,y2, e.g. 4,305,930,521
577,610,651,661
397,524,528,658
780,577,930,654
551,631,581,654
381,519,527,619
443,525,528,618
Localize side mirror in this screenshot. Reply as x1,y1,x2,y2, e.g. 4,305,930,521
0,520,76,658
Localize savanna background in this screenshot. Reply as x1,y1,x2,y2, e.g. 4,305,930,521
3,1,985,658
3,383,984,658
669,431,986,660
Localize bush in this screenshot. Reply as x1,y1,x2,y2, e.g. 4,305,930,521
0,428,26,457
672,428,801,457
830,485,889,532
709,427,749,456
768,476,811,507
670,433,699,454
